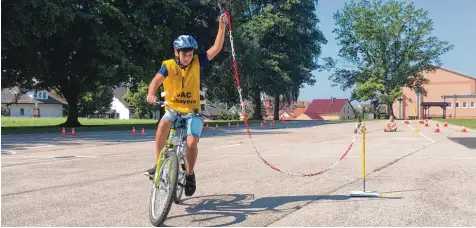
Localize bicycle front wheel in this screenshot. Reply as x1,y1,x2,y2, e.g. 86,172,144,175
149,150,179,226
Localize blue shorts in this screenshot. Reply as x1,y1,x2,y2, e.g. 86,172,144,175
161,109,205,139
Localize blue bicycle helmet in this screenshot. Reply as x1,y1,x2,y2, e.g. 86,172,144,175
173,35,198,50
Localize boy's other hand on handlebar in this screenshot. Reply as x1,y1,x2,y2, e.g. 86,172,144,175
147,95,157,104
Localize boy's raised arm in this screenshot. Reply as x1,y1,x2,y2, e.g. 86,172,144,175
206,14,228,61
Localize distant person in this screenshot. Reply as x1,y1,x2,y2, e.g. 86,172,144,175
384,116,397,132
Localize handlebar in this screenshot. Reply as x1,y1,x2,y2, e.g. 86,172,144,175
154,101,210,119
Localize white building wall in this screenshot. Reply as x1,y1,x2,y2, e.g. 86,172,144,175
4,104,63,117
110,97,130,119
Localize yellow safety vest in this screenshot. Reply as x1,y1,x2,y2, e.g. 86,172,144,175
161,55,201,114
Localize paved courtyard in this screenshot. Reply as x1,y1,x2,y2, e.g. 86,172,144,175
2,119,475,226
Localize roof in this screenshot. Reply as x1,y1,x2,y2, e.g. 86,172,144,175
441,94,476,98
1,88,67,105
292,107,306,118
438,67,476,80
305,98,349,114
279,110,292,116
421,102,450,107
205,104,231,117
305,113,324,120
113,87,131,107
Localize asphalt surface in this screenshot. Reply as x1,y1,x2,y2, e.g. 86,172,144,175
2,119,476,227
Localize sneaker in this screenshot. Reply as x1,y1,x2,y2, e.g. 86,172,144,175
184,173,196,196
144,166,156,178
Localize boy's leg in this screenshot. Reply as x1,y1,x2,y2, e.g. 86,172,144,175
183,115,204,196
144,110,175,177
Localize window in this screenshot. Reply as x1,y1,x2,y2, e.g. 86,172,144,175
20,108,24,116
471,102,475,108
447,102,452,108
462,102,467,108
456,102,460,108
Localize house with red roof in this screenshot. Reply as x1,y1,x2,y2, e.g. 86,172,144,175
295,98,355,120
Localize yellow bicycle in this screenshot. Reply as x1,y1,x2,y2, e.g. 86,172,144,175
148,101,207,226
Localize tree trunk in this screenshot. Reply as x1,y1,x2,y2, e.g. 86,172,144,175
252,89,262,120
387,102,396,119
63,96,82,127
273,93,280,120
60,83,82,127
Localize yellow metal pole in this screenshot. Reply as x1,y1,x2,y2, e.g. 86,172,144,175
362,124,366,192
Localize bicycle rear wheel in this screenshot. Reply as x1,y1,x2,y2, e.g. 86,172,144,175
149,150,178,226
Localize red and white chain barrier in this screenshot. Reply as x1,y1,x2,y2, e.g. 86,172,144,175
219,5,361,177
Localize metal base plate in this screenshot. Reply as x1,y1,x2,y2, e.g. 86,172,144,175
349,190,380,197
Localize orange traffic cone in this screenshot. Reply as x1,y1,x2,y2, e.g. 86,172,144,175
205,122,209,129
61,127,66,136
261,122,264,127
419,117,424,124
434,124,440,133
141,128,146,136
228,122,231,128
131,126,136,135
425,120,429,127
404,117,409,124
71,128,76,137
460,126,468,133
215,123,219,130
444,120,448,127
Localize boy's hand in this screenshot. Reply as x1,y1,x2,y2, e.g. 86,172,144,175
219,13,228,29
146,94,157,104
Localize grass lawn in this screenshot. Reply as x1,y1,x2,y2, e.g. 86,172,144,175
1,117,262,135
432,118,476,129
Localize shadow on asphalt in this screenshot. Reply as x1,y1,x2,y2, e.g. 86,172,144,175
447,137,476,149
162,193,402,227
2,121,357,151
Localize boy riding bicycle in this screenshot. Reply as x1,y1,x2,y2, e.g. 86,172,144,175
145,14,228,197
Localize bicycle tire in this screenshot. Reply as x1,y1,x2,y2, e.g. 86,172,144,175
173,157,185,204
149,150,178,226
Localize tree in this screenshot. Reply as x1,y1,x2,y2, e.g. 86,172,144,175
77,85,114,117
329,0,453,117
1,0,195,126
123,82,159,119
236,0,329,120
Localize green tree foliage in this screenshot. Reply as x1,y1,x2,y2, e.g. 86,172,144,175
230,0,329,120
329,0,453,117
123,82,159,119
78,85,114,117
2,0,329,123
2,0,190,126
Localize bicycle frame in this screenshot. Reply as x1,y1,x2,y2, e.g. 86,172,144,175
153,116,185,185
152,101,207,186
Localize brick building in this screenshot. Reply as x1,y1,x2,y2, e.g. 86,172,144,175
393,67,476,119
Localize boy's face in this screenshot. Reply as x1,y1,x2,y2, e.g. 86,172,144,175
175,49,194,66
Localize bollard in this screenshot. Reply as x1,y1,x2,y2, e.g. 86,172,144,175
349,124,380,197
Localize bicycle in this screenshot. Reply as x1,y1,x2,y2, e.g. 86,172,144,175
148,100,208,226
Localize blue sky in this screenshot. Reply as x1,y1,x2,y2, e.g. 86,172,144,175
298,0,476,102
